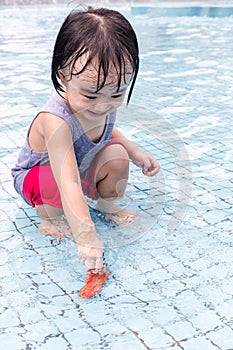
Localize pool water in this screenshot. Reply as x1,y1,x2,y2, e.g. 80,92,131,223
0,3,233,350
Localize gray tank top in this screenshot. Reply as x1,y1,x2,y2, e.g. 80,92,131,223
11,92,116,198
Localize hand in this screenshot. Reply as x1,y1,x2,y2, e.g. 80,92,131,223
78,238,104,270
131,150,160,176
75,221,104,270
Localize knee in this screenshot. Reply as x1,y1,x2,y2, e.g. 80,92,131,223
95,143,130,183
104,144,130,174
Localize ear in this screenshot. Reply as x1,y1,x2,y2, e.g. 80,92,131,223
58,68,67,87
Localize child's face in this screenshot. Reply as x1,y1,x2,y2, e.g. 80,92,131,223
60,56,132,121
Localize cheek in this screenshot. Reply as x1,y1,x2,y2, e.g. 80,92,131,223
75,97,99,114
67,90,86,109
113,96,125,107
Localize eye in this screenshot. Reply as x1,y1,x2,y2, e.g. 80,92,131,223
112,94,123,99
84,95,97,100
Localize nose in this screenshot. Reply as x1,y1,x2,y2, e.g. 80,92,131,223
92,101,110,114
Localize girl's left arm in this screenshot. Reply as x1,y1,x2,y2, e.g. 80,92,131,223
111,128,160,176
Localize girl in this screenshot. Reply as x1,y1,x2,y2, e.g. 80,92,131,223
11,7,160,270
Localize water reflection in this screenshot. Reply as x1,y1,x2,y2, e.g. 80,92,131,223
1,0,233,18
131,5,233,18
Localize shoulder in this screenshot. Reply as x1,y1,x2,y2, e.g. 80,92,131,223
41,92,72,121
36,112,72,141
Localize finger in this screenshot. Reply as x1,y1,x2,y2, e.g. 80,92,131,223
78,252,86,265
85,257,97,270
143,163,160,176
144,168,158,176
95,257,104,270
142,158,151,172
151,165,160,175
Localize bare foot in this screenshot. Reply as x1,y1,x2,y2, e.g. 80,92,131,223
39,218,71,239
105,208,139,227
97,200,139,227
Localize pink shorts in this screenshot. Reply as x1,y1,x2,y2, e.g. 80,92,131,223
22,141,124,208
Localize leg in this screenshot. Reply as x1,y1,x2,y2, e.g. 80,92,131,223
23,166,70,238
36,204,71,239
93,144,139,226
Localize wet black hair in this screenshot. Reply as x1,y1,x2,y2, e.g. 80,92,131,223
51,7,139,104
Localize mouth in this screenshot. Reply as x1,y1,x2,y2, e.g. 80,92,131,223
88,110,108,118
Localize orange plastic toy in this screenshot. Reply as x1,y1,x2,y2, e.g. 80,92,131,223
79,269,110,298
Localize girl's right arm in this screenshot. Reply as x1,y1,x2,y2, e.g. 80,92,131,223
41,113,103,270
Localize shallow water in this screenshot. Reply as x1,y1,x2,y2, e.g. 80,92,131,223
0,3,233,350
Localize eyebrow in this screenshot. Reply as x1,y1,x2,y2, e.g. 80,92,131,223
80,86,128,95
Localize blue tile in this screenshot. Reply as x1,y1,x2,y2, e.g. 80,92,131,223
1,4,233,350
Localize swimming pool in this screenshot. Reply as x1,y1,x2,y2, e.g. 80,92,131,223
0,3,233,350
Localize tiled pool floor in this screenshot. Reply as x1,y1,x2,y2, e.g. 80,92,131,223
0,3,233,350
